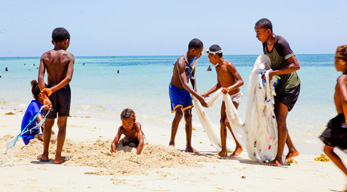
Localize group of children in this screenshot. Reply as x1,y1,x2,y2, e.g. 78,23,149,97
169,18,301,167
19,18,347,188
167,18,347,183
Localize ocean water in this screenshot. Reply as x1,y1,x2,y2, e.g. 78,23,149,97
0,54,338,142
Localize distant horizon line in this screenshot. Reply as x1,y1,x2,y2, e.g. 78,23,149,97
0,53,335,58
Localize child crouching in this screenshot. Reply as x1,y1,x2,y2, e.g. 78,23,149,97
111,108,148,155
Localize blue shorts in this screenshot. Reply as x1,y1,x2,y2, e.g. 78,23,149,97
169,85,193,113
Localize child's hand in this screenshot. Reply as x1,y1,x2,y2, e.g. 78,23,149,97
199,97,208,107
221,88,229,94
262,71,275,81
201,93,209,98
43,97,52,110
41,88,53,97
111,142,118,153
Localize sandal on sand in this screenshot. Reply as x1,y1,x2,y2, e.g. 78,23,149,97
37,154,49,162
54,156,71,164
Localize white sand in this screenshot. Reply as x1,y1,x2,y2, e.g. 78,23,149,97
0,108,346,192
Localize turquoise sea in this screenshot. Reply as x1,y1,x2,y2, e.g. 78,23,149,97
0,54,338,143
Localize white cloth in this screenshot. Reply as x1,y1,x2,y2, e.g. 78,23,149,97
194,89,245,152
243,55,280,162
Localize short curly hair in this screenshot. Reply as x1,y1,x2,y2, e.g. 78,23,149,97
336,45,347,63
255,18,273,32
52,27,70,43
120,108,136,121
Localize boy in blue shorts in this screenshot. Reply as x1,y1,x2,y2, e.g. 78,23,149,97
169,38,208,152
255,18,300,166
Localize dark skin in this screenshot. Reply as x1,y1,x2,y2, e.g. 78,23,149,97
111,119,144,155
169,47,208,153
255,25,300,166
32,93,56,141
37,39,74,164
202,54,244,157
32,93,44,141
324,53,347,191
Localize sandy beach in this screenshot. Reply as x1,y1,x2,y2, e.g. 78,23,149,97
0,107,346,192
1,0,346,190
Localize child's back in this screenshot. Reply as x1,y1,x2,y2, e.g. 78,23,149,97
41,49,74,86
21,80,45,145
21,99,44,145
37,27,74,164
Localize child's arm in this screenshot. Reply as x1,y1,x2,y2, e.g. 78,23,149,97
202,82,221,98
135,123,144,155
176,63,207,107
36,113,43,122
111,126,123,153
190,72,197,92
36,113,44,132
38,56,52,110
222,63,244,94
190,66,199,92
42,54,75,97
267,56,300,80
337,75,347,123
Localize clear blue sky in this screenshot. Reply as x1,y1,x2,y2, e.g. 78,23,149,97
1,0,346,57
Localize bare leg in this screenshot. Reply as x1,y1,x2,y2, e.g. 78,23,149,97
184,109,198,153
324,145,347,175
214,102,228,157
227,126,243,157
324,145,347,191
226,102,243,157
39,118,54,161
169,107,183,147
215,112,228,157
266,98,288,166
41,127,56,144
285,133,299,162
54,116,67,164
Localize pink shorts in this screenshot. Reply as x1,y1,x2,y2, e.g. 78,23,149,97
230,91,242,104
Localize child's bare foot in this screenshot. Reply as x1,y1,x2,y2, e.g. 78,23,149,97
185,146,199,153
214,151,227,157
285,150,299,163
37,154,49,162
230,147,243,157
54,156,71,164
169,141,175,147
35,134,43,141
265,159,283,166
